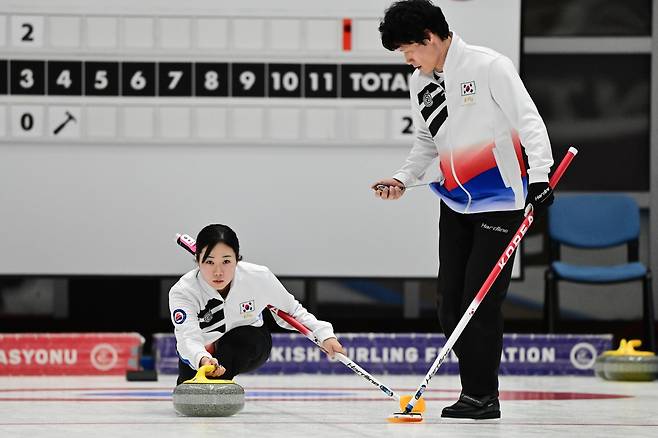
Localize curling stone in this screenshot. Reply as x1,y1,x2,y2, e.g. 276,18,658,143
593,354,609,380
173,365,245,416
594,339,658,382
593,338,627,380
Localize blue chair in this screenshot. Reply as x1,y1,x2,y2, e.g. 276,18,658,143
544,194,656,351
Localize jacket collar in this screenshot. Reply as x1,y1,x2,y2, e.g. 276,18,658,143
443,32,464,77
416,32,463,84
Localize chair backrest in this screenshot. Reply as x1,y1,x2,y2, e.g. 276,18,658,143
548,194,640,249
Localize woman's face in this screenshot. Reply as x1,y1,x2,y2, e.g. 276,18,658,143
197,243,238,291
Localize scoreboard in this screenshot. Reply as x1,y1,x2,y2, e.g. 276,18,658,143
2,60,413,141
0,0,521,277
5,60,413,98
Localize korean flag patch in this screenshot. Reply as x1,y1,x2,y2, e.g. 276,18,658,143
240,300,255,314
461,81,476,96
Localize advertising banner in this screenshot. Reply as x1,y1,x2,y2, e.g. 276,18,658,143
155,333,612,376
0,333,144,375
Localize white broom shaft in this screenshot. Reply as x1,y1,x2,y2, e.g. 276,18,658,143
267,304,400,399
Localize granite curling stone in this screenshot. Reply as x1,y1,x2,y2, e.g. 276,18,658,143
173,365,245,417
593,354,609,380
594,339,658,382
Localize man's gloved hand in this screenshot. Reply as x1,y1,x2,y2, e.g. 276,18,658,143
525,182,554,216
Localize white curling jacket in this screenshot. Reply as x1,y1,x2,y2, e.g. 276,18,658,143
169,262,336,370
393,33,554,213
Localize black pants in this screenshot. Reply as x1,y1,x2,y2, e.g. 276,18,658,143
437,201,524,397
177,324,272,385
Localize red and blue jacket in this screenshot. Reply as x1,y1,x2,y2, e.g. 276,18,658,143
393,33,554,214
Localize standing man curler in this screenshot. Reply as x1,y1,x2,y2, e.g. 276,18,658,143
373,0,554,419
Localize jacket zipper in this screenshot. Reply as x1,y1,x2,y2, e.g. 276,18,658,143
449,149,471,213
434,73,472,213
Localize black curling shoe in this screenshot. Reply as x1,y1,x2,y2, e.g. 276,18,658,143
441,393,500,420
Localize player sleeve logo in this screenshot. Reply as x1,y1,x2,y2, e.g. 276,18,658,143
240,300,255,314
172,309,187,324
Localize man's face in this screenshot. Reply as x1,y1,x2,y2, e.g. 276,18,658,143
398,33,449,75
398,41,440,75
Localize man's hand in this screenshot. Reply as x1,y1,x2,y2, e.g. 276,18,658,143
321,337,347,359
199,356,226,377
525,182,554,216
371,178,405,200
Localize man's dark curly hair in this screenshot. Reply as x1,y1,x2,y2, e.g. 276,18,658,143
379,0,450,51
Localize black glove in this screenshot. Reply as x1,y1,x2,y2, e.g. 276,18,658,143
525,182,554,215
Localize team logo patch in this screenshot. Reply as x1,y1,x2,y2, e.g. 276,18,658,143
172,309,187,324
422,90,434,107
240,300,255,314
202,311,213,323
461,81,476,96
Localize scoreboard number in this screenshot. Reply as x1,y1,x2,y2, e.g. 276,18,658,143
232,63,265,97
268,64,302,98
305,64,338,98
391,109,415,140
11,16,44,47
85,62,119,95
22,23,34,42
19,68,34,89
159,63,192,96
11,60,45,94
271,71,298,91
95,71,109,90
195,63,228,96
205,71,219,90
56,70,72,89
167,71,183,89
11,105,43,137
308,71,333,92
402,116,413,134
21,113,33,130
240,71,255,91
130,71,147,90
48,61,82,95
122,62,155,96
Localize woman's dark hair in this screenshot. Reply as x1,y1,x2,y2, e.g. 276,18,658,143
379,0,450,51
196,224,242,263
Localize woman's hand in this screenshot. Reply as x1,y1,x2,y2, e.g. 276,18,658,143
321,337,347,359
199,356,226,377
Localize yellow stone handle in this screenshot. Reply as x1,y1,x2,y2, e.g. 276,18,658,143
604,339,655,357
183,364,235,384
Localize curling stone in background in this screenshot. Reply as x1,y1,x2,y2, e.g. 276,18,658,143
593,338,630,379
173,365,245,417
594,339,658,382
